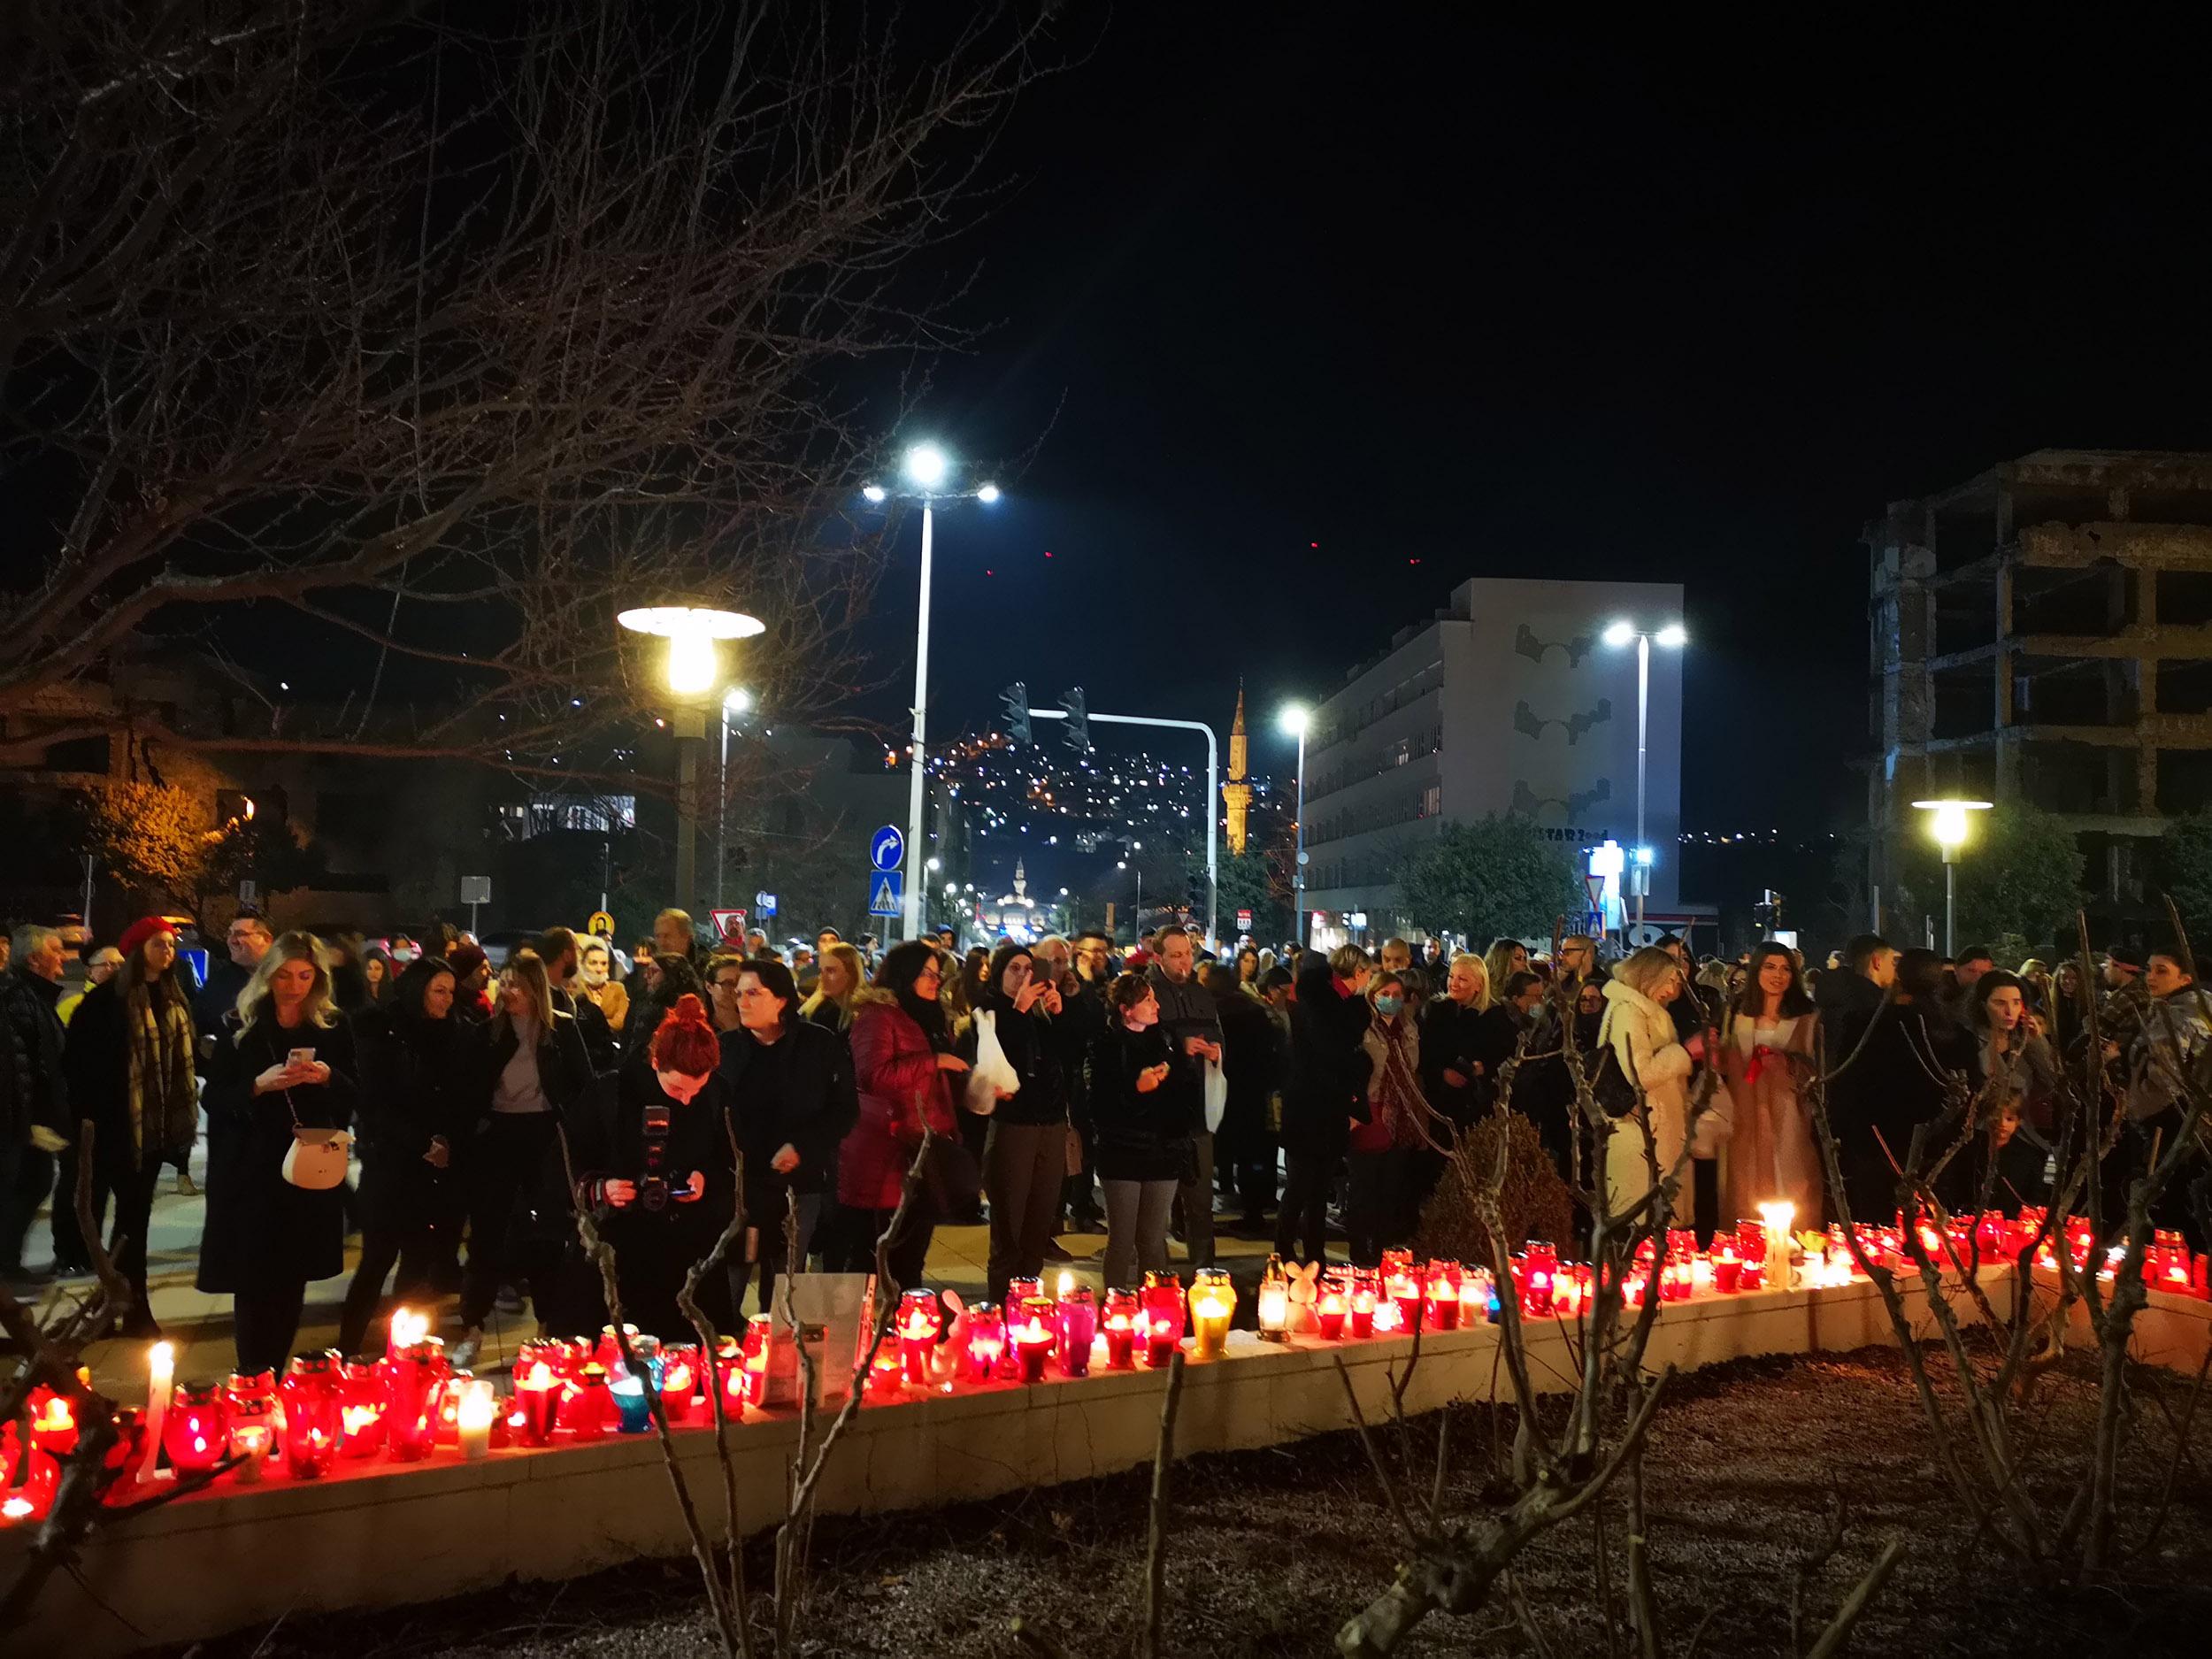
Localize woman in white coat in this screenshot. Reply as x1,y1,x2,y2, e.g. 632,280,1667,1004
1599,947,1700,1217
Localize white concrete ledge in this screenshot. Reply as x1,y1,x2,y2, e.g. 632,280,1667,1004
3,1269,2020,1655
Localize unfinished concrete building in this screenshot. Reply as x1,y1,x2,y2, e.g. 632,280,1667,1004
1868,449,2212,910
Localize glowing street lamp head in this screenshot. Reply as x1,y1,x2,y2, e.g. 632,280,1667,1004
1278,703,1310,738
975,482,1002,504
861,484,887,504
902,443,949,489
1911,797,1993,852
1655,624,1689,648
1602,619,1638,648
617,604,764,699
723,687,753,715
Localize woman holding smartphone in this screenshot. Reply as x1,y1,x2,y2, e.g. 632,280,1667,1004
199,932,359,1373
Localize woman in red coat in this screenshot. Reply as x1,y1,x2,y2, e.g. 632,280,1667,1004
833,941,966,1287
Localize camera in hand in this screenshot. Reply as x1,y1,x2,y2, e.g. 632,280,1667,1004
639,1102,672,1210
638,1173,670,1211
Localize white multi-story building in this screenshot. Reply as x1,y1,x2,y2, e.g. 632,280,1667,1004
1299,576,1685,947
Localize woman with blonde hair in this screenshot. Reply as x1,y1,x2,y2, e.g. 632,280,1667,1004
1597,946,1701,1217
198,930,359,1371
451,949,593,1366
573,936,629,1033
801,941,866,1035
1483,938,1529,1009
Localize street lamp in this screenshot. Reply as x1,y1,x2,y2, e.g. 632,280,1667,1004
618,604,764,915
715,687,754,910
1911,797,1993,956
1279,704,1310,947
1601,621,1686,936
859,443,1001,941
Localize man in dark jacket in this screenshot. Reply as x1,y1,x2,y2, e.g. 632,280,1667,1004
539,926,616,1071
193,911,272,1046
1816,933,1895,1031
718,957,858,1313
0,926,70,1284
1277,945,1373,1264
1146,926,1224,1267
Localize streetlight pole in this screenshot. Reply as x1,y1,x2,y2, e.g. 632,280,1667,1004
716,687,751,911
863,446,998,944
1911,798,1991,956
1602,620,1685,942
1278,704,1310,949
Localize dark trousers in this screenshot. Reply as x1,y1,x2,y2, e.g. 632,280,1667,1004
459,1113,560,1329
1227,1148,1278,1222
234,1280,310,1378
831,1203,932,1294
729,1191,821,1320
337,1222,446,1356
0,1145,55,1274
102,1157,165,1317
1274,1151,1334,1264
984,1120,1066,1302
1173,1130,1217,1268
1063,1111,1102,1225
1346,1148,1417,1267
50,1143,109,1271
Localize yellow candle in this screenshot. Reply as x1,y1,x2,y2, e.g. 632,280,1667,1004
457,1380,495,1462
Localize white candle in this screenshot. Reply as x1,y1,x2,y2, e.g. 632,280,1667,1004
457,1379,495,1463
1758,1202,1797,1293
140,1340,177,1486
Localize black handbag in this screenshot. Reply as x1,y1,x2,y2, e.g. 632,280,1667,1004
1589,1046,1642,1118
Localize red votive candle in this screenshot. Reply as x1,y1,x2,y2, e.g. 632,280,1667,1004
1056,1286,1097,1378
1102,1289,1137,1370
1014,1299,1056,1384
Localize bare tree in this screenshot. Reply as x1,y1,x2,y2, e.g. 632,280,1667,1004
0,1,1052,778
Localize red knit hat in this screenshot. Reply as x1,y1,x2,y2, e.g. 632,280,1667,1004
116,916,178,960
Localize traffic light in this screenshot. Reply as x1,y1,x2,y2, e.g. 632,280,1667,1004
1001,681,1032,745
1062,685,1090,751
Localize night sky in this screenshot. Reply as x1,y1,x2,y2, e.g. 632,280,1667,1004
860,12,2212,839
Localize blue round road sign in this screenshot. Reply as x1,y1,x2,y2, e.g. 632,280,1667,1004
869,825,905,872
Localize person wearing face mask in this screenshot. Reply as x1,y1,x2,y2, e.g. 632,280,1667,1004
1348,972,1441,1264
450,950,594,1366
569,995,735,1336
957,942,1078,1301
65,917,201,1333
1717,942,1823,1229
199,932,358,1372
573,937,630,1034
1089,972,1190,1288
337,956,469,1355
1277,945,1375,1265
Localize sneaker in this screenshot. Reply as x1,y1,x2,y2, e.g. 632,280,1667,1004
174,1170,198,1198
450,1328,484,1370
494,1285,525,1316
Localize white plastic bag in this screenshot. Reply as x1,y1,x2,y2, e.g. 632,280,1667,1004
1202,1056,1227,1135
965,1008,1019,1115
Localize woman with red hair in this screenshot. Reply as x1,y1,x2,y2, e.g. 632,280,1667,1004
572,994,735,1337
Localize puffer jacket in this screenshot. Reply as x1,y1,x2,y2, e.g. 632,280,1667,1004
842,988,957,1210
1597,977,1694,1213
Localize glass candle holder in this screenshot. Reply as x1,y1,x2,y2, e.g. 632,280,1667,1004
1013,1297,1057,1384
1713,1244,1742,1294
1424,1262,1461,1332
963,1301,1006,1382
280,1352,342,1479
339,1359,386,1459
568,1364,614,1441
1348,1269,1379,1339
595,1324,643,1381
1256,1256,1290,1341
515,1360,563,1446
657,1345,701,1425
897,1289,944,1386
27,1387,78,1456
741,1315,773,1410
1188,1268,1235,1361
1056,1286,1097,1378
457,1379,496,1461
0,1429,58,1526
612,1376,654,1434
382,1344,445,1463
1141,1272,1185,1367
1317,1271,1348,1340
1102,1289,1138,1370
163,1382,229,1477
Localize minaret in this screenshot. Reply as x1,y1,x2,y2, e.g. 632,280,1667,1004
1222,683,1252,856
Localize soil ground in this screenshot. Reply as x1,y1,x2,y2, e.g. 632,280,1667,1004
187,1347,2212,1659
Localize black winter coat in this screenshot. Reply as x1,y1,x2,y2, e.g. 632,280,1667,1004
1088,1021,1195,1183
1211,988,1282,1161
1282,963,1373,1158
472,1010,595,1125
1827,998,1974,1215
957,995,1079,1128
197,1014,358,1292
0,967,66,1148
1418,997,1489,1127
65,976,198,1171
356,1007,472,1232
718,1019,859,1217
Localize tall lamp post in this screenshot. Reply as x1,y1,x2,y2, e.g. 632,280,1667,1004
1601,619,1686,937
862,444,1000,942
1911,797,1993,956
715,686,754,910
618,604,764,917
1279,704,1310,948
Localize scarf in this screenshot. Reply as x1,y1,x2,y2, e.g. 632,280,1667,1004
577,961,609,989
1368,1017,1444,1151
126,978,197,1167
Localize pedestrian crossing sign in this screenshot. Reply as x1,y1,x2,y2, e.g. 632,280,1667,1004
867,871,903,917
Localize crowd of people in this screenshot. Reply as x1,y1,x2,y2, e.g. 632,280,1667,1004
0,907,2202,1374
